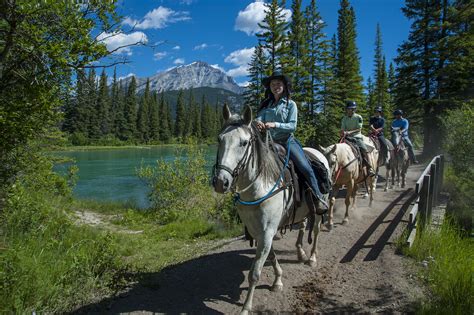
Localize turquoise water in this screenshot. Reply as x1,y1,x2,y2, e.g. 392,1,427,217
53,146,217,208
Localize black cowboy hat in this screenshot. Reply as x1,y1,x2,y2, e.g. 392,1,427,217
393,109,403,116
374,106,383,112
262,73,292,90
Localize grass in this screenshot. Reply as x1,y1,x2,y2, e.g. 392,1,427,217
405,220,474,314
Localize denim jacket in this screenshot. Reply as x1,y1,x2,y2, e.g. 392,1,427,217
256,98,297,142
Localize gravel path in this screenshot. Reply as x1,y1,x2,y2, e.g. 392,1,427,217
76,164,426,314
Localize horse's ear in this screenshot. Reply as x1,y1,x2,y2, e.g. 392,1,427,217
319,145,327,152
330,145,337,154
243,105,252,125
223,103,231,121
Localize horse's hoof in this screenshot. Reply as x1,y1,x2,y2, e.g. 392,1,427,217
342,218,349,225
271,284,283,292
326,223,334,231
384,188,388,192
306,260,317,268
240,309,250,315
297,251,308,262
363,193,369,199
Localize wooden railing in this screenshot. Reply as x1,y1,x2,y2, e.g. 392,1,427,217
406,155,445,247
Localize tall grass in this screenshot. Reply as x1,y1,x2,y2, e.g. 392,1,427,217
0,154,123,313
406,220,474,314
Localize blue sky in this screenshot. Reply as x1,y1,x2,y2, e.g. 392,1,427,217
100,0,411,86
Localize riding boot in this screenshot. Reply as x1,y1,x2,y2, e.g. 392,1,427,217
307,188,328,215
362,151,375,177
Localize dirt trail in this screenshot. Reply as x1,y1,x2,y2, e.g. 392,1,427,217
76,164,426,314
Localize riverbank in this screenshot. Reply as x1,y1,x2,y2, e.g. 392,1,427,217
53,143,215,152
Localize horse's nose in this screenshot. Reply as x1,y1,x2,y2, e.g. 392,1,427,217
223,178,230,190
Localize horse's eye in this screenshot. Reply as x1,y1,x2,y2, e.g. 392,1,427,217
241,140,248,147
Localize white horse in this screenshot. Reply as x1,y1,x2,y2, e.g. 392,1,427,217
390,127,410,188
320,137,378,229
213,105,330,315
368,133,395,192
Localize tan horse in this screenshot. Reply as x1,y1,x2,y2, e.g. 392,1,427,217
321,136,379,229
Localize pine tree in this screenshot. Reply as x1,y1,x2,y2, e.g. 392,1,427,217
304,0,327,113
387,62,396,115
149,92,160,142
158,92,171,142
286,0,309,103
122,76,138,141
366,76,376,114
336,0,364,112
109,68,119,137
174,90,186,139
114,81,127,140
244,43,266,110
373,24,389,111
183,90,195,138
137,79,151,142
257,0,289,74
86,68,100,139
193,95,203,139
396,0,443,156
96,69,110,137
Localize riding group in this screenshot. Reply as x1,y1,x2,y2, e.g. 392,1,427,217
212,73,418,314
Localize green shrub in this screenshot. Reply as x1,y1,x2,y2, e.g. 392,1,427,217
406,220,474,314
0,154,123,313
138,145,238,227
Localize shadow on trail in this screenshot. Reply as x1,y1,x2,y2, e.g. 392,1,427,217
340,188,414,263
72,249,255,314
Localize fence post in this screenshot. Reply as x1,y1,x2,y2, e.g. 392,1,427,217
429,163,437,219
418,174,431,230
439,154,444,191
435,156,442,205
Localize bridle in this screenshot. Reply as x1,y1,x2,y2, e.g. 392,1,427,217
213,123,257,192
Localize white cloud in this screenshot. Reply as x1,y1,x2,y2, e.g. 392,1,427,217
123,6,190,30
172,45,181,50
154,51,168,60
235,1,291,36
174,58,185,65
210,64,225,72
238,81,250,87
224,47,255,78
193,43,208,50
97,31,147,55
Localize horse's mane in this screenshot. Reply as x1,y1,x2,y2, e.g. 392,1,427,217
220,115,282,185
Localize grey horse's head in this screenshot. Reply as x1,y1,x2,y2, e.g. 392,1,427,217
391,127,402,147
212,104,253,194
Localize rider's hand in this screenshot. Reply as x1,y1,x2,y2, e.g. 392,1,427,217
264,122,276,129
255,121,265,131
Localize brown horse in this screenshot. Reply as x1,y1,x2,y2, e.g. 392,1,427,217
321,136,379,229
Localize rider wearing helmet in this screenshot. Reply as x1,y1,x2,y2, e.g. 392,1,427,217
369,106,390,164
255,73,328,212
341,101,376,176
391,109,418,164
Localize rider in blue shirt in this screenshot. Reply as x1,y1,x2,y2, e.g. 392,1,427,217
392,109,418,164
369,106,390,164
256,73,328,212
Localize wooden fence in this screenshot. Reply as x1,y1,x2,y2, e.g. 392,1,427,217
406,155,445,247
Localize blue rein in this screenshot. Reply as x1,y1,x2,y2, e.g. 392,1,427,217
234,137,291,206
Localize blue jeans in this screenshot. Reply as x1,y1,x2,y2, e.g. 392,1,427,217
403,137,417,162
287,137,324,200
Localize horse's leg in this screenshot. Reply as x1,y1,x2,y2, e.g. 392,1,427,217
241,232,273,314
343,180,353,225
268,245,283,291
307,215,322,268
327,186,339,231
295,218,308,262
368,177,374,207
384,165,389,191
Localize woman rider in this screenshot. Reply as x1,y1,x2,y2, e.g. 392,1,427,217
255,73,328,212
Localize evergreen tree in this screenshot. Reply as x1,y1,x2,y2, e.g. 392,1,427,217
109,68,119,137
257,0,289,74
193,95,202,139
201,100,213,139
387,62,396,115
366,76,376,114
86,68,100,138
137,79,151,142
244,43,266,110
174,90,186,139
304,0,327,113
396,0,443,156
158,92,171,142
336,0,364,113
286,0,309,103
373,24,389,111
96,69,110,137
183,90,195,138
122,76,138,141
114,81,127,140
149,92,160,142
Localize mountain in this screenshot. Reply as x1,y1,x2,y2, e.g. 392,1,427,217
121,61,244,95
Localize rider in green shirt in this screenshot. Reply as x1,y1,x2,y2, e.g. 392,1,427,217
341,101,375,176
